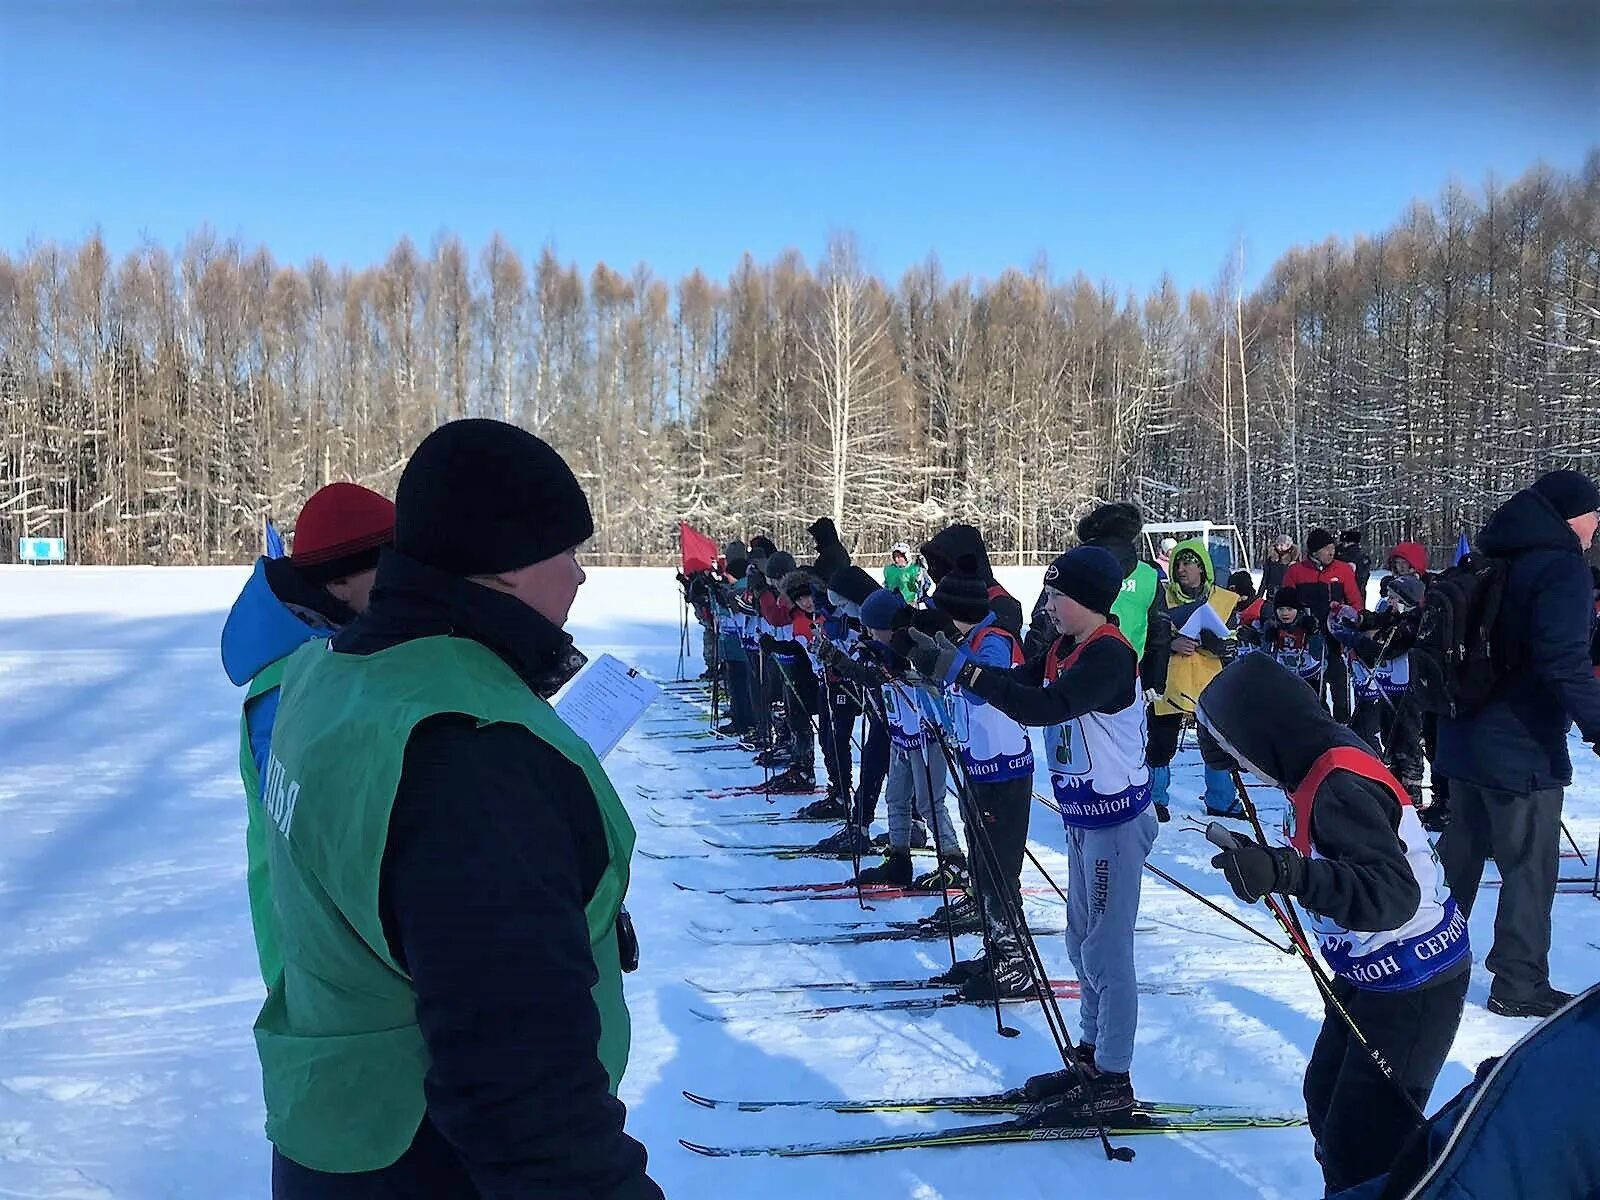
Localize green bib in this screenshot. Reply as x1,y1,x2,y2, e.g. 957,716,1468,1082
239,657,289,987
1113,560,1159,659
253,636,636,1174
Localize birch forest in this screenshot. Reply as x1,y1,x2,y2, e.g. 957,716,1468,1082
2,155,1597,567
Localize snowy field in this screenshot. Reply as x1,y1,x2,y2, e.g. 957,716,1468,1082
0,563,1596,1199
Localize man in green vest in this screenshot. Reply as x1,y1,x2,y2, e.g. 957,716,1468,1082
1025,502,1164,665
257,419,662,1199
221,481,396,987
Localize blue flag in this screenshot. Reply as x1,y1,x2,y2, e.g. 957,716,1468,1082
265,517,286,559
1454,529,1471,566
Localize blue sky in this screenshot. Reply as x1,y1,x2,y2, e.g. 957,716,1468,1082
2,2,1595,295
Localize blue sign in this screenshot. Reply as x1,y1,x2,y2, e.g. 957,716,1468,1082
18,537,67,563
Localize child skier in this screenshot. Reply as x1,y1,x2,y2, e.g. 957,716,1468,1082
819,588,966,886
905,555,1037,997
925,545,1157,1123
883,542,922,604
1237,585,1326,689
1196,653,1470,1195
1331,576,1426,804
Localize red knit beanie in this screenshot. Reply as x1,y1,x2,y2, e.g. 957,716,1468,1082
291,482,396,581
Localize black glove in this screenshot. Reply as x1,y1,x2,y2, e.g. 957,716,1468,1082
1236,624,1261,647
759,633,778,654
906,627,961,684
816,638,843,668
1210,842,1306,904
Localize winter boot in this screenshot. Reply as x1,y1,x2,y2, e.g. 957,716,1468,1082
795,794,850,821
1202,766,1244,818
1024,1071,1135,1128
854,850,913,886
1150,764,1171,824
811,823,873,856
767,766,816,795
912,853,969,892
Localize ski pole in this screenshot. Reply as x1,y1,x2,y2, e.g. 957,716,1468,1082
1561,819,1587,867
1220,771,1428,1126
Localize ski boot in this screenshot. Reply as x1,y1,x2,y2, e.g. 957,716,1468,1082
919,893,982,934
1009,1045,1099,1102
1020,1071,1135,1129
795,793,850,821
956,943,1033,1002
854,850,913,886
911,853,968,892
931,952,988,986
754,746,791,768
766,766,816,795
810,823,873,856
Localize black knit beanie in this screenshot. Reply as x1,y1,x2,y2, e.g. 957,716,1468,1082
396,419,593,575
1531,470,1600,520
1305,528,1336,556
932,557,992,624
1043,546,1122,617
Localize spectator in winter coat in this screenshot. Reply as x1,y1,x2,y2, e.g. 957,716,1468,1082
1144,539,1241,818
1198,654,1469,1197
1256,533,1298,600
1025,502,1163,665
807,516,852,580
1436,469,1600,1018
221,481,396,986
883,542,923,604
1283,529,1364,723
259,420,661,1200
1336,529,1373,597
920,523,1025,636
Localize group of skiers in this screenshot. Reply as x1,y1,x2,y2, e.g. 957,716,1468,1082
683,471,1600,1196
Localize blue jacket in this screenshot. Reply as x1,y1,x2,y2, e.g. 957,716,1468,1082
1330,984,1599,1199
220,557,351,780
1437,488,1600,792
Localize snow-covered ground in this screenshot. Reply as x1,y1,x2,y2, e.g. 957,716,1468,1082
0,564,1595,1198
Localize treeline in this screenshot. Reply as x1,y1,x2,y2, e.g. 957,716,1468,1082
1,154,1596,567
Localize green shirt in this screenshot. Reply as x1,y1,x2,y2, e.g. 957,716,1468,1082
253,635,636,1173
1113,560,1160,659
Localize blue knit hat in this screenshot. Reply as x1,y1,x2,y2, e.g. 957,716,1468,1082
859,587,907,631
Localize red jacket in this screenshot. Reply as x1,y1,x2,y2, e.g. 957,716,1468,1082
1282,557,1364,616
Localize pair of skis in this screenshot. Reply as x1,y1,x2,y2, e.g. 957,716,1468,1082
677,1088,1304,1156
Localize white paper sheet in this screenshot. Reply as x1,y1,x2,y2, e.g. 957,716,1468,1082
1178,603,1232,643
552,653,661,759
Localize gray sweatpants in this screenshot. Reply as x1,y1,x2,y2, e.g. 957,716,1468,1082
885,742,958,851
1437,780,1563,1003
1064,806,1159,1075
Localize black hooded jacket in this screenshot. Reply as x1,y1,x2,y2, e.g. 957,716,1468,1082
920,524,1024,636
1437,487,1600,792
272,550,663,1200
1197,654,1439,942
1023,502,1162,663
808,517,853,580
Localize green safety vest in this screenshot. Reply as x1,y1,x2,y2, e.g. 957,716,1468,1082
1113,560,1160,660
253,635,636,1173
239,657,290,987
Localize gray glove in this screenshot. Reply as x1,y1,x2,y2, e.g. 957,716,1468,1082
906,627,962,684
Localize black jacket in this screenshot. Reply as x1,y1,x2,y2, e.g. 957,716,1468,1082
1437,488,1600,793
920,524,1024,636
807,517,852,581
1256,555,1295,601
969,627,1137,728
1196,654,1462,952
1023,527,1163,674
272,551,662,1200
1336,542,1373,596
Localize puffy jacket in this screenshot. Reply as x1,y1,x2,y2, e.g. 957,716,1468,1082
1436,487,1600,792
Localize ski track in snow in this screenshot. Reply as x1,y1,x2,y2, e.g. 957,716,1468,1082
0,564,1594,1198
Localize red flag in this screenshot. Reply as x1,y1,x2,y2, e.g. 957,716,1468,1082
679,522,719,576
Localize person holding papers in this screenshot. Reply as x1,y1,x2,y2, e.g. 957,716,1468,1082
1144,538,1242,819
257,419,662,1199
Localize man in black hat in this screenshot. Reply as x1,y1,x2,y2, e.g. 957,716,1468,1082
1284,528,1364,723
261,419,661,1199
1436,468,1600,1017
